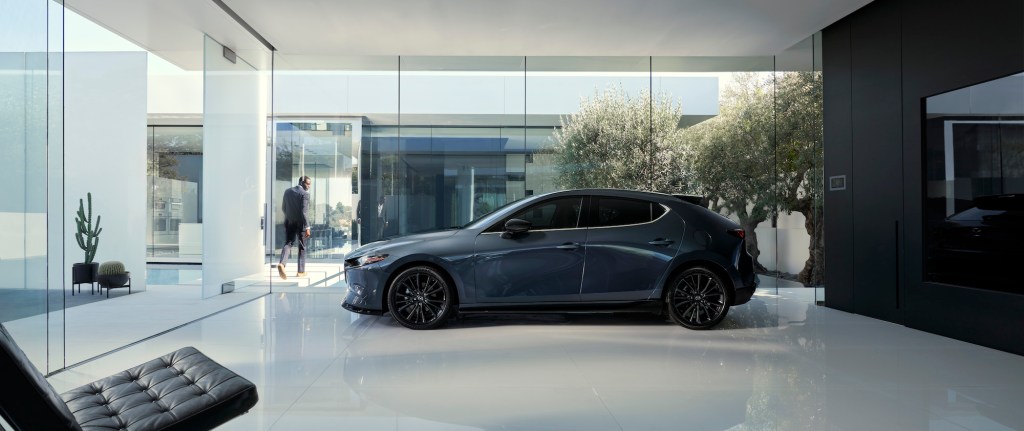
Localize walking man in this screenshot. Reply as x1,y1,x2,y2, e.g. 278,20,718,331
278,176,311,279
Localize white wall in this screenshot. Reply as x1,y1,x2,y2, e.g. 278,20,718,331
148,71,202,114
64,51,148,292
755,211,812,275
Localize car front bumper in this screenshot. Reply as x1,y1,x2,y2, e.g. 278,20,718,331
342,265,387,315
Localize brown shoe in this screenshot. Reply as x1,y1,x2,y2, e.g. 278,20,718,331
296,272,307,277
277,264,287,280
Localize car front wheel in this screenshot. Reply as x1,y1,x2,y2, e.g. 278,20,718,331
387,266,454,330
666,267,730,329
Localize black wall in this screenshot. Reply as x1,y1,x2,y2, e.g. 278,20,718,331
823,0,1024,354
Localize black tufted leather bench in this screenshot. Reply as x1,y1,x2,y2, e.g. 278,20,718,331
0,324,258,431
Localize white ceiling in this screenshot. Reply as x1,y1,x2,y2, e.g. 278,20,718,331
67,0,873,70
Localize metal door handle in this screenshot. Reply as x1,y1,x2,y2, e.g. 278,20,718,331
648,238,674,246
557,242,580,250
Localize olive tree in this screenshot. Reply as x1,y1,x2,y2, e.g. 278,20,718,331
774,71,824,286
553,86,694,194
687,71,824,284
686,73,776,272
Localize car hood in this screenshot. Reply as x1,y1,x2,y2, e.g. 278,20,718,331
346,229,461,258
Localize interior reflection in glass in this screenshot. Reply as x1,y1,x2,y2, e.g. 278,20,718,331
923,72,1024,291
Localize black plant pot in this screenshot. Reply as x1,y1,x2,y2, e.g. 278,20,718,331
97,272,130,288
72,262,98,284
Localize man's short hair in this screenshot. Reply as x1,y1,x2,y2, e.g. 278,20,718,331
298,175,311,186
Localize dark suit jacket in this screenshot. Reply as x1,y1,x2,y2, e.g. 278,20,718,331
282,185,310,229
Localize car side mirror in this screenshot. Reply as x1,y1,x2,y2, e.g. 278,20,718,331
501,218,531,239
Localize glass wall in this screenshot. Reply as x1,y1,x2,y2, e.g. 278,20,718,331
924,72,1024,292
0,0,63,373
295,40,824,291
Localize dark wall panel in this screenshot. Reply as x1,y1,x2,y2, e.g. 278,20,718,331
822,21,854,312
823,0,1024,354
899,0,1024,355
848,1,903,322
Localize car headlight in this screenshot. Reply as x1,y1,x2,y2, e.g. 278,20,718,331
355,254,388,266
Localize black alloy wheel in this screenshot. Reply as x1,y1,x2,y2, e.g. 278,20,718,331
667,267,730,329
387,266,454,330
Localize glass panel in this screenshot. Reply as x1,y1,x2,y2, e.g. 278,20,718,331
775,34,825,293
272,55,398,285
45,0,65,373
654,56,781,287
389,56,527,239
202,35,270,297
148,126,203,261
0,0,60,372
924,71,1024,292
60,5,150,364
274,120,359,260
526,56,652,194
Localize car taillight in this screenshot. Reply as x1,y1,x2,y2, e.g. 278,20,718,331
728,229,745,239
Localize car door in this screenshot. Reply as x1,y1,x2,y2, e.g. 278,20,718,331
579,196,684,301
473,196,587,303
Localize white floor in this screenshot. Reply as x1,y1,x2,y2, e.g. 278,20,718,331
45,289,1024,431
5,262,347,369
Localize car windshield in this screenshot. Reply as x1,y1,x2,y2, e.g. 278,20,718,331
460,195,539,229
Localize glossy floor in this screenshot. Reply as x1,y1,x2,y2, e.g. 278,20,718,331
47,289,1024,430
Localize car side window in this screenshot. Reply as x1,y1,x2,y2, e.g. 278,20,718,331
592,197,660,227
486,196,583,232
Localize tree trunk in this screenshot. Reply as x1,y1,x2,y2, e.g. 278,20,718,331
742,220,768,273
797,199,825,286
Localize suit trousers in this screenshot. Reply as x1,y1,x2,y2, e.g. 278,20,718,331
279,222,307,273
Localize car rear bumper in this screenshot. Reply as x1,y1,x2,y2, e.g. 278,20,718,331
732,275,758,305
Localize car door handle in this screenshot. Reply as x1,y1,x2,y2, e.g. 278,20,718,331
648,238,675,246
557,242,580,250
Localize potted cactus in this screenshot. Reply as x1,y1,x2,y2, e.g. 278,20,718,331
97,261,129,288
72,193,102,289
97,261,131,297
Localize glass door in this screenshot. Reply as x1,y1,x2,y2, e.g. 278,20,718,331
274,119,361,263
201,35,270,298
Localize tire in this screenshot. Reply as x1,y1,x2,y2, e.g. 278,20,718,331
666,266,730,330
387,266,455,330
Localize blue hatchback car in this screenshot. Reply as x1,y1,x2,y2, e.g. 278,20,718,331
342,189,758,330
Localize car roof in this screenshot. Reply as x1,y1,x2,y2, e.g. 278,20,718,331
540,188,670,200
537,188,694,206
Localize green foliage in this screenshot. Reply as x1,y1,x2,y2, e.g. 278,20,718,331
74,192,102,264
553,86,695,194
98,260,126,275
551,73,825,285
775,71,824,213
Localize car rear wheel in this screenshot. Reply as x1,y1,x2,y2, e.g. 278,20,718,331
387,266,454,330
666,267,730,329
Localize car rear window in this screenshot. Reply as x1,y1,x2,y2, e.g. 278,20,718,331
592,197,663,227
